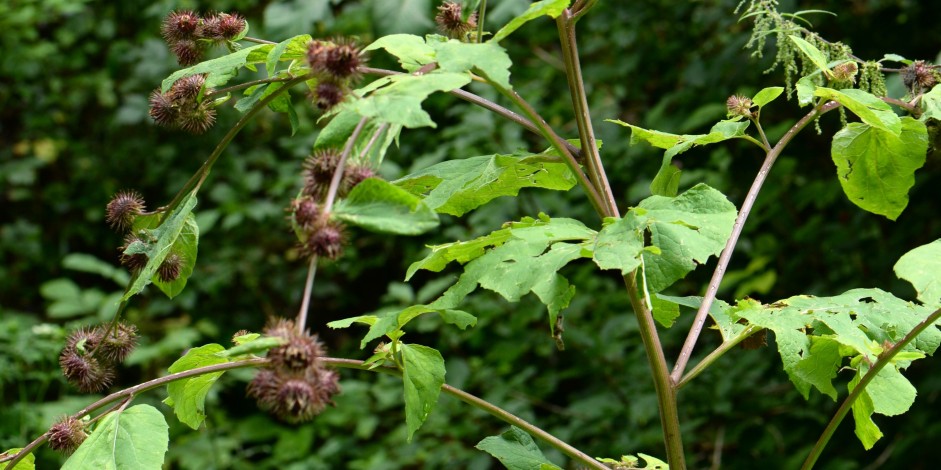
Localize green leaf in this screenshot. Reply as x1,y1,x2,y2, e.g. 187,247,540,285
266,34,312,77
894,239,941,306
865,364,917,416
735,288,939,401
476,426,562,470
830,117,928,220
490,0,570,43
0,449,34,470
608,119,749,197
433,40,513,90
592,214,645,274
399,343,446,441
364,34,436,72
163,344,229,430
752,86,784,108
796,75,817,106
650,293,681,328
122,193,198,301
393,152,576,216
848,371,882,449
411,215,594,332
162,44,272,92
332,178,440,235
151,214,199,299
788,35,832,78
329,305,476,348
217,336,286,358
657,295,742,341
408,215,594,278
920,85,941,120
815,87,902,135
62,405,169,470
635,184,738,293
352,72,472,128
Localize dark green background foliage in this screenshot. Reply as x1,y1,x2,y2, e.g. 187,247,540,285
2,0,940,468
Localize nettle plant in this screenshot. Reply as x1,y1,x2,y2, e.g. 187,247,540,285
3,1,941,469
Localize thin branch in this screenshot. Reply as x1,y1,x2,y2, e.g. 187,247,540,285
322,358,609,470
676,325,762,389
206,75,296,100
295,256,319,332
2,359,266,469
296,117,369,333
670,101,842,383
358,67,583,160
242,36,277,45
751,116,772,151
556,11,619,217
476,0,487,43
801,306,941,470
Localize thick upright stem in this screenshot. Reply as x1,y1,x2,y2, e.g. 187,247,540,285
671,101,841,382
623,274,686,468
556,12,619,218
801,307,941,470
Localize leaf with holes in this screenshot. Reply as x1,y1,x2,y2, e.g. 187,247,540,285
831,117,927,220
394,151,576,216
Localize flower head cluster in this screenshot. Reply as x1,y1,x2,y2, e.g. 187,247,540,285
48,416,88,454
287,148,379,261
160,10,246,66
306,38,368,112
435,1,478,40
247,319,340,423
726,95,754,119
59,322,138,393
902,60,938,93
149,74,216,134
106,190,146,232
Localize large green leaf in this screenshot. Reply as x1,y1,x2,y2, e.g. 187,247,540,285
788,35,832,79
62,405,169,470
265,34,312,77
830,117,928,220
634,184,737,292
732,287,938,431
332,178,440,235
162,44,272,92
393,151,576,216
476,427,562,470
490,0,570,43
815,87,902,135
328,304,476,349
352,72,472,128
592,213,645,274
894,239,941,306
122,193,198,301
163,344,229,430
399,343,445,441
364,34,436,72
409,215,594,332
433,40,512,89
608,119,749,196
